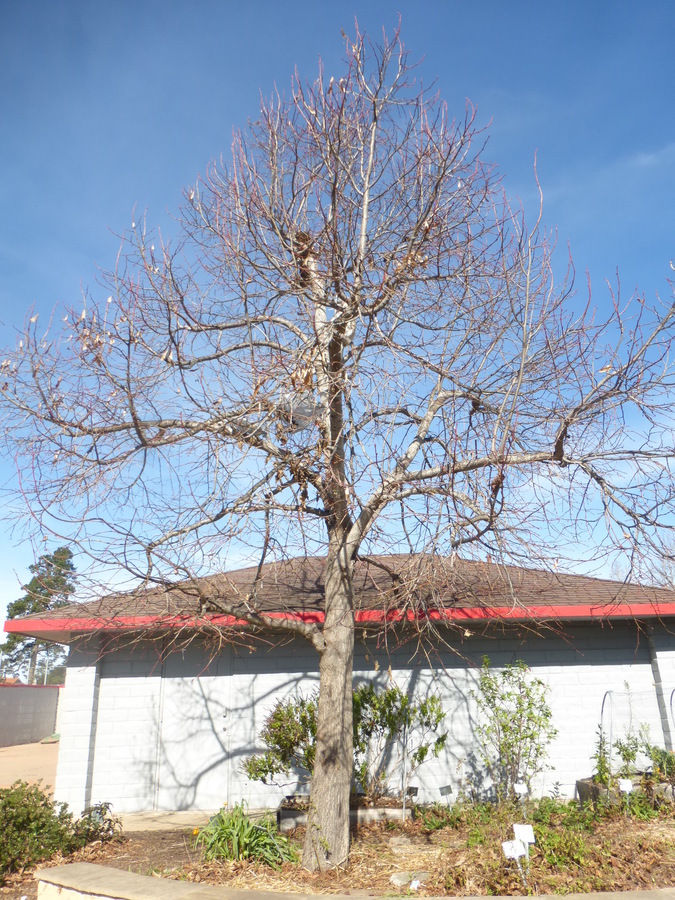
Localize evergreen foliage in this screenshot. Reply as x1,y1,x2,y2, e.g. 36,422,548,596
1,547,76,683
245,682,447,798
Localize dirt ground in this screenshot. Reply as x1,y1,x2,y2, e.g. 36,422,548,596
0,741,58,792
4,812,675,900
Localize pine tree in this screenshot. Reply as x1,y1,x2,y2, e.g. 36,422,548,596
1,547,76,683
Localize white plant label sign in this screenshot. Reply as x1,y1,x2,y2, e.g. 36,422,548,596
502,839,526,860
513,823,535,845
618,778,633,794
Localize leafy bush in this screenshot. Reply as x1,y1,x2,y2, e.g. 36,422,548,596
194,803,296,868
534,825,589,868
623,787,660,820
614,723,651,778
593,715,674,790
418,799,508,834
472,656,557,801
417,801,463,832
648,744,675,781
591,727,612,787
0,782,122,883
244,682,447,799
244,694,317,784
352,682,447,797
0,781,75,880
531,795,609,831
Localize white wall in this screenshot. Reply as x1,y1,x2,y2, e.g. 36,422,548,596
53,620,674,814
53,638,100,815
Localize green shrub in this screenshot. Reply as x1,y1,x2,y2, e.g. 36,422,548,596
0,781,75,881
353,682,446,797
417,801,463,832
648,745,675,781
244,695,317,784
244,682,447,799
591,727,612,787
613,723,651,778
534,825,589,868
0,782,122,883
194,803,296,869
472,656,557,801
531,795,608,831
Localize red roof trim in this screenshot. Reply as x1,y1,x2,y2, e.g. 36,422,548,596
6,601,675,636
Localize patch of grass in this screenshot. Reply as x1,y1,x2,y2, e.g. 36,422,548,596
416,801,463,832
466,825,487,848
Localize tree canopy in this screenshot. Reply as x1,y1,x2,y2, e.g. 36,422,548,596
1,547,76,683
1,26,675,867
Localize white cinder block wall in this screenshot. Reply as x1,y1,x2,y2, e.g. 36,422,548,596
53,621,673,815
53,638,101,815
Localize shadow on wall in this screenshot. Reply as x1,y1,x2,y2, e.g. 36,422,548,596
87,620,668,812
122,641,529,810
147,668,316,811
142,642,490,811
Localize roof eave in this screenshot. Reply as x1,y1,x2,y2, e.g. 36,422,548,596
7,602,675,644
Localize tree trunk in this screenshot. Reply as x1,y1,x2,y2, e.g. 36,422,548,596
302,547,355,871
27,641,40,685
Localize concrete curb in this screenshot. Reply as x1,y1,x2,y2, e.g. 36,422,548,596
35,862,356,900
34,862,675,900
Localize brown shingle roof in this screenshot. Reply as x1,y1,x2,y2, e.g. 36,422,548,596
6,554,675,643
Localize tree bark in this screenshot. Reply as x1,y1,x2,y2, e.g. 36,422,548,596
302,545,355,870
27,641,39,685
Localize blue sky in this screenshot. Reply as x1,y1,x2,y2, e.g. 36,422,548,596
1,0,674,627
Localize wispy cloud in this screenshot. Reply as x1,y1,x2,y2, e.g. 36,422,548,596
627,143,675,170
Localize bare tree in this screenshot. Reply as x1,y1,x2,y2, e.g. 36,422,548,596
2,26,675,868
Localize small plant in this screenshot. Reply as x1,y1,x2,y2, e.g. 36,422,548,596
72,802,123,846
534,825,589,868
530,795,567,827
352,682,447,798
417,801,463,832
466,825,486,848
472,657,557,801
623,787,659,820
244,694,317,784
531,795,608,831
592,727,612,787
647,744,675,782
194,803,296,869
614,723,651,778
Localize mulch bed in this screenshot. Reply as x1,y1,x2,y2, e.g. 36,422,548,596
3,814,675,899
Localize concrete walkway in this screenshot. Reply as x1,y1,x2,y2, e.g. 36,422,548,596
121,809,216,832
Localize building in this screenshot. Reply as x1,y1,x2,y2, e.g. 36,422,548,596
5,555,675,815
